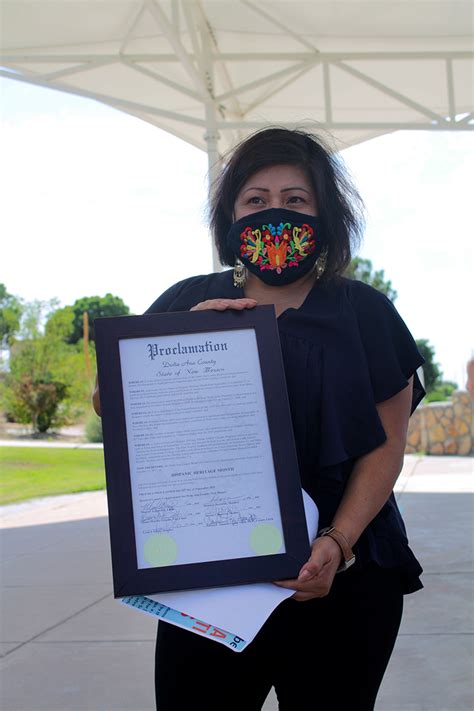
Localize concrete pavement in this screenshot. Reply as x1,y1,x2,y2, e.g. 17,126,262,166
0,455,472,710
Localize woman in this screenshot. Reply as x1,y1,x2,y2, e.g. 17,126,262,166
93,128,425,710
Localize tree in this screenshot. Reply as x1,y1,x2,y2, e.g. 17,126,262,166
2,300,90,432
0,283,23,345
60,294,130,344
415,338,443,393
345,258,398,302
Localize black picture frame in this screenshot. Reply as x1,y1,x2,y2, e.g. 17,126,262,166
95,305,309,598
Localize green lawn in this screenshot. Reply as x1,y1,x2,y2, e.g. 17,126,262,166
0,447,106,505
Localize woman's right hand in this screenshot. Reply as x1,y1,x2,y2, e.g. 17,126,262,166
190,298,257,312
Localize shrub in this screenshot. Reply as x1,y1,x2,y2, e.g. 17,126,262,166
85,412,103,443
425,381,458,403
425,390,447,403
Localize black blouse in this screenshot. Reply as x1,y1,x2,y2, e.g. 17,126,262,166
146,270,425,594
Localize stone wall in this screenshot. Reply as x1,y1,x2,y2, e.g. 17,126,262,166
406,391,473,456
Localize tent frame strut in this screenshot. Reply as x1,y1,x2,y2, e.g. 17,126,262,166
2,49,471,130
3,49,471,132
2,51,471,62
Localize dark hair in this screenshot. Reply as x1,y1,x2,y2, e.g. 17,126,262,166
209,127,364,281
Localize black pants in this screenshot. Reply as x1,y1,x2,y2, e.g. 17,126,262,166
155,564,404,711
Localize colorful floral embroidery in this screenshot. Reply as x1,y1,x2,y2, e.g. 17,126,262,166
240,221,316,274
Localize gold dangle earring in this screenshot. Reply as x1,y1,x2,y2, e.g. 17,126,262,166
315,247,328,280
233,258,248,288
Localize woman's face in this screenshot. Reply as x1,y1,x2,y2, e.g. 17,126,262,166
233,163,317,221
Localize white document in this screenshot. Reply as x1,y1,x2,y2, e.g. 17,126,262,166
119,328,284,570
121,490,318,651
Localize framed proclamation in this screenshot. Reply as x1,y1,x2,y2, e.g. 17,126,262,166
95,306,310,597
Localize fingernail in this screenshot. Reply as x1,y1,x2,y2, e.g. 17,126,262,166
298,570,311,581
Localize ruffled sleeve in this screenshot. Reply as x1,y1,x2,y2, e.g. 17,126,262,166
277,280,425,590
277,278,425,475
348,280,425,414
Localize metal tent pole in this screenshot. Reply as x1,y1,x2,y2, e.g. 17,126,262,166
197,3,223,274
205,125,222,273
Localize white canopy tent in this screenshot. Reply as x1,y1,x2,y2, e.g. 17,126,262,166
1,0,473,265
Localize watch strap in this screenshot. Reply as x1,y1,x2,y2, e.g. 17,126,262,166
318,526,356,572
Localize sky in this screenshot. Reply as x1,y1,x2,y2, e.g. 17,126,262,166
1,77,473,387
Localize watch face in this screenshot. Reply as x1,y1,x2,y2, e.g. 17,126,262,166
341,555,356,571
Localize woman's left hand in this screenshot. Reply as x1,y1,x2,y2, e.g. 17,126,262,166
273,535,342,601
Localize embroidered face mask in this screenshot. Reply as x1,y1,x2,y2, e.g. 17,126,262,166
227,208,324,286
